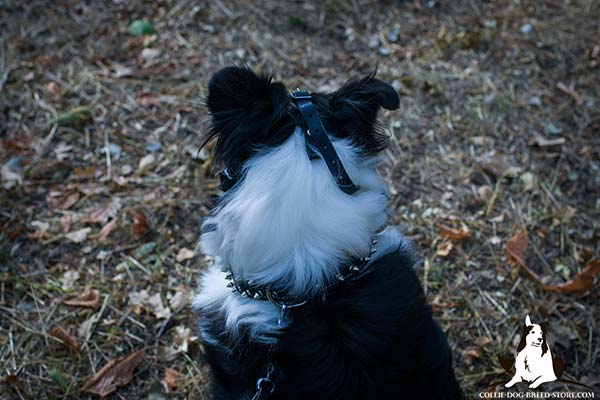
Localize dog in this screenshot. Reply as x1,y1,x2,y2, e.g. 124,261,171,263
193,66,463,400
505,315,558,389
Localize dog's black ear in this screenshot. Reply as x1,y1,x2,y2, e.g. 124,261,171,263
205,66,291,169
321,73,400,154
331,73,400,111
540,322,549,333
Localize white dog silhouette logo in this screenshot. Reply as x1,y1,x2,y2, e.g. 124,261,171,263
505,315,558,389
484,315,593,392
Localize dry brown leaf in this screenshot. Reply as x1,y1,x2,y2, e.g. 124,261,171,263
49,326,81,352
64,286,102,310
438,224,471,241
0,374,26,390
91,218,118,241
543,259,600,294
436,240,453,257
60,214,71,233
161,368,183,393
81,349,144,397
131,210,150,237
464,346,483,359
81,198,122,225
505,230,543,285
46,191,80,211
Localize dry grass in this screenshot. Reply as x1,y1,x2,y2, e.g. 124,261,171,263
1,1,599,398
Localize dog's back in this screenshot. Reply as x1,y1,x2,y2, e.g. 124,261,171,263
201,243,462,400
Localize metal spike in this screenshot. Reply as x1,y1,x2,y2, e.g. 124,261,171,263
247,279,254,285
337,274,345,281
225,271,233,279
351,266,360,271
372,239,378,245
254,293,261,299
241,292,248,297
226,282,235,288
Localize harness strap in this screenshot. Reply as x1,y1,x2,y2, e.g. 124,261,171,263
290,90,359,195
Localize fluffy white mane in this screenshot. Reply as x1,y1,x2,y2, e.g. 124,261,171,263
199,127,390,297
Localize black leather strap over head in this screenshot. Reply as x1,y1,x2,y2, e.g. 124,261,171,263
290,89,359,195
219,90,360,195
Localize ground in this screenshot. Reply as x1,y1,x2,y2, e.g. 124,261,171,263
1,0,599,399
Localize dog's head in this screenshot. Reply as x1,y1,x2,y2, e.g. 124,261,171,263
204,66,399,177
517,315,549,355
200,67,400,295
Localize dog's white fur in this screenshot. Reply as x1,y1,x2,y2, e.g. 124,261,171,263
193,127,402,344
506,315,557,389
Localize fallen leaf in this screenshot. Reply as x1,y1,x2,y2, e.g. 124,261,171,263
91,218,118,241
172,326,196,353
65,227,91,243
506,230,543,285
81,198,122,225
476,151,522,178
47,191,80,211
49,326,81,352
0,374,26,390
45,81,61,97
60,215,71,233
28,220,51,240
136,92,161,108
436,240,453,257
138,153,156,172
64,287,102,310
129,290,171,319
140,48,161,61
129,19,155,36
112,63,134,78
543,259,600,294
81,349,145,397
520,172,535,191
464,346,483,359
176,247,194,262
147,293,171,319
161,368,182,393
167,287,189,310
438,224,471,241
60,270,80,290
131,210,150,237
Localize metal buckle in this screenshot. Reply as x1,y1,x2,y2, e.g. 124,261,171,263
290,89,311,99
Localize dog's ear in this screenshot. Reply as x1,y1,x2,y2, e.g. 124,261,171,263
322,73,400,154
525,314,533,327
205,66,291,169
540,322,549,333
331,73,400,111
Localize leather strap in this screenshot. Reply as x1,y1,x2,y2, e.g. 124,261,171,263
290,90,359,195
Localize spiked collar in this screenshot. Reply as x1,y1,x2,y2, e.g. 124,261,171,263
223,238,379,306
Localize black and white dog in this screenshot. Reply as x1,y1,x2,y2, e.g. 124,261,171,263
193,66,462,400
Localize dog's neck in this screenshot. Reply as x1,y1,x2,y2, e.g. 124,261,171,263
200,128,390,297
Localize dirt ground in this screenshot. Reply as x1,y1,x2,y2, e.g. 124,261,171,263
1,0,599,399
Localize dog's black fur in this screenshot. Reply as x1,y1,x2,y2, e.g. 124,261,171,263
199,66,462,399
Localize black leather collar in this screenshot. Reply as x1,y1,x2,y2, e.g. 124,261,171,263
219,90,360,194
223,238,378,306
